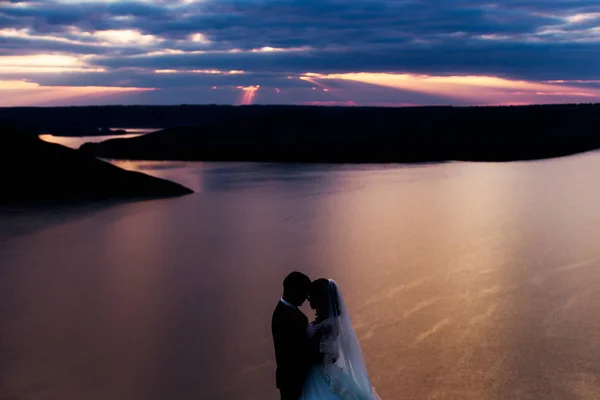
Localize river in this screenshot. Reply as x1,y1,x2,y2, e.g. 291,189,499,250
2,137,600,400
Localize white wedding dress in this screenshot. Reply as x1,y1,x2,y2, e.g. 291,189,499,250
299,280,381,400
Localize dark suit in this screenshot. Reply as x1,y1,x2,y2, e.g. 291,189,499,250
272,300,311,400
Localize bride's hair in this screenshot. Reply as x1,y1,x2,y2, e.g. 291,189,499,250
310,278,341,320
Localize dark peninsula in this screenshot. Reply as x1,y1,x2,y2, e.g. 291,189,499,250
0,124,192,205
77,104,600,163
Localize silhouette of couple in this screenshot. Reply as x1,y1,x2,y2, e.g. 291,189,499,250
272,272,381,400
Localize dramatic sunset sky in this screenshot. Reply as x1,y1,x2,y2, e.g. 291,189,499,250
1,0,599,106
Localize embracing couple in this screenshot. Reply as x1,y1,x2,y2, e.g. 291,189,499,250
272,272,381,400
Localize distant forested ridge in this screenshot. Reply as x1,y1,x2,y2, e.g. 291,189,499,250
2,104,600,163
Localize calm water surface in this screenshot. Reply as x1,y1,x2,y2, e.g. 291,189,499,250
2,149,600,400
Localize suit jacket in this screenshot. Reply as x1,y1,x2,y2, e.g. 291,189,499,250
272,301,312,391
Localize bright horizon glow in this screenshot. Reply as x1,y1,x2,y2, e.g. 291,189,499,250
0,80,155,106
300,72,600,105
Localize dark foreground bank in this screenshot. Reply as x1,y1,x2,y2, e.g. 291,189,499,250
0,125,192,205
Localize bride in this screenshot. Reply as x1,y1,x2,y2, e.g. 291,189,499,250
300,279,381,400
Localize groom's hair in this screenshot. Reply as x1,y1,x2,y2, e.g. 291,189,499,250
283,271,311,294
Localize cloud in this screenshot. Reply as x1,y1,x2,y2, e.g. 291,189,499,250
0,53,104,73
90,41,600,81
0,0,599,105
0,79,154,106
301,72,600,104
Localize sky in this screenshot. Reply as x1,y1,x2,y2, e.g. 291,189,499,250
0,0,599,106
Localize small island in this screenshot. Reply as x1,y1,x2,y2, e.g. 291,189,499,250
0,123,192,205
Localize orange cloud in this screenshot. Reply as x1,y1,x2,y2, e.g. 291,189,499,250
153,69,245,75
0,80,154,106
0,54,104,73
301,72,600,105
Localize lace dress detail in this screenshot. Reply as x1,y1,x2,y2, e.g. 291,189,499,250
316,319,365,400
300,280,380,400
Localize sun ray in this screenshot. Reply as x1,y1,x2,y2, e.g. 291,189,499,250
236,85,260,105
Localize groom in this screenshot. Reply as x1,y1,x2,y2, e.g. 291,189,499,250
272,271,312,400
